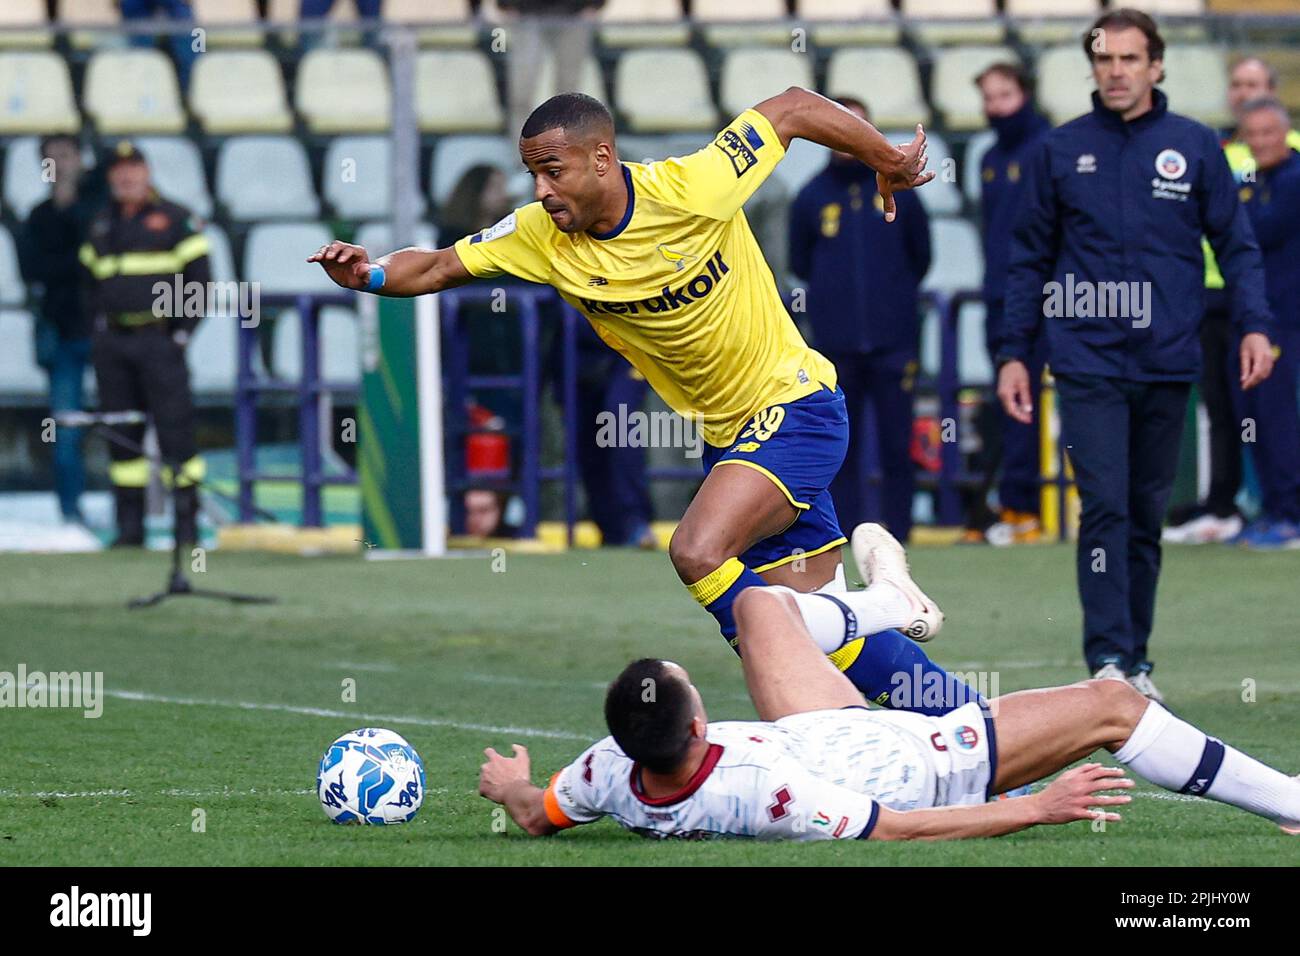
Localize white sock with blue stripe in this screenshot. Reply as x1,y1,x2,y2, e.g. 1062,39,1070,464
1115,702,1300,825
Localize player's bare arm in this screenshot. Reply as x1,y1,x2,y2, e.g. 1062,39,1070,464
871,764,1132,841
307,241,473,297
478,744,558,837
754,87,936,222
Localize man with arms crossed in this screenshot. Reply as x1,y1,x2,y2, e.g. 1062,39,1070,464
479,544,1300,841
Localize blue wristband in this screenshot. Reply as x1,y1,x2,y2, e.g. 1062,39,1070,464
366,265,387,292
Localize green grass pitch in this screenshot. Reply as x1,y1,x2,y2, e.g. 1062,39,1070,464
1,543,1296,866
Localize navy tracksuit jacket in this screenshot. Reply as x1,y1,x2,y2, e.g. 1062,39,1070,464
789,160,931,540
1002,89,1273,674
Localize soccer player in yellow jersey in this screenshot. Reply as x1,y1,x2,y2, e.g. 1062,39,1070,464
310,89,945,688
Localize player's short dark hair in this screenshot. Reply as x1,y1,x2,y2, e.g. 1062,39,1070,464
520,92,614,142
604,659,695,775
974,62,1031,96
1084,8,1166,80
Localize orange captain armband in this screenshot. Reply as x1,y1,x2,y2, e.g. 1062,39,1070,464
542,772,578,829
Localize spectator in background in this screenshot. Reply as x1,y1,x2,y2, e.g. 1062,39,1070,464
19,136,97,526
120,1,197,89
464,488,509,538
1166,57,1300,545
788,96,931,542
973,63,1052,546
501,0,604,136
300,0,381,48
1233,98,1300,549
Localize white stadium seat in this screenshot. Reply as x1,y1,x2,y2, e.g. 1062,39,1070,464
931,46,1021,131
719,48,815,118
3,137,95,220
324,136,428,221
599,0,690,48
383,0,477,46
0,0,50,48
0,311,46,396
353,222,439,256
0,225,25,306
272,307,361,385
1005,0,1100,45
134,137,214,220
922,217,984,295
83,49,186,134
1162,46,1231,128
902,0,1005,45
769,138,831,196
0,52,80,134
192,0,263,47
429,135,521,208
692,0,791,46
202,224,238,286
963,129,997,206
217,137,321,221
530,54,608,108
824,48,930,129
243,222,338,295
615,48,717,132
1035,44,1094,125
882,129,962,215
416,50,504,133
190,50,294,134
920,300,993,383
798,0,900,46
188,317,241,395
297,48,393,134
58,0,120,49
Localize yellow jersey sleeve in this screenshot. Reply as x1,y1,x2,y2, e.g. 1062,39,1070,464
639,108,786,221
451,203,554,284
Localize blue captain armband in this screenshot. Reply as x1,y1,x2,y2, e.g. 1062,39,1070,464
366,264,387,292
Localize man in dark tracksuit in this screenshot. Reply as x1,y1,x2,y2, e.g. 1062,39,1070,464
1234,97,1300,548
789,97,931,541
80,143,211,548
998,10,1275,701
975,64,1052,544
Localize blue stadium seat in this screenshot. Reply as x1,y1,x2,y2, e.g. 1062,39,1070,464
324,136,428,221
429,135,520,208
135,137,214,219
216,136,321,221
0,310,45,397
0,225,26,307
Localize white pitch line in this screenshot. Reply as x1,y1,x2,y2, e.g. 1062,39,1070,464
103,689,593,741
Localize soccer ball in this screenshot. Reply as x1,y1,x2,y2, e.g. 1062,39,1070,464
316,727,426,825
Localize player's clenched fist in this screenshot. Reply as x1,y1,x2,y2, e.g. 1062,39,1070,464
1033,763,1133,826
307,241,372,290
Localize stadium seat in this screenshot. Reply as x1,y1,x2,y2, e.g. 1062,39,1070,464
883,129,962,215
216,137,321,221
922,217,983,295
598,0,690,48
58,0,121,49
296,48,392,134
0,310,46,397
429,135,520,208
134,137,214,219
83,49,186,134
190,50,293,134
719,48,814,118
324,136,428,221
272,306,361,385
4,138,46,219
0,0,51,48
354,222,438,255
1004,0,1100,45
383,0,478,46
797,0,900,46
962,129,996,206
693,0,792,47
188,316,241,395
616,48,717,132
1035,43,1093,125
931,46,1021,131
1162,46,1231,128
919,300,993,384
192,0,263,47
530,54,608,108
1146,0,1204,9
0,225,25,307
203,224,237,286
243,222,338,295
824,48,930,128
768,138,830,196
617,133,711,165
415,50,504,134
901,0,1005,45
0,52,80,135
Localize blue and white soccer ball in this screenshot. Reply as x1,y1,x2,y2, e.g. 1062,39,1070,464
316,727,426,825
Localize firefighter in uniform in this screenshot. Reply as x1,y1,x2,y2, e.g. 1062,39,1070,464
79,142,210,547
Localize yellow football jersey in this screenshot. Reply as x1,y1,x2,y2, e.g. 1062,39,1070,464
452,109,837,448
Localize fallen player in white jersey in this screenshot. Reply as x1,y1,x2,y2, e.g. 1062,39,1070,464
478,554,1300,841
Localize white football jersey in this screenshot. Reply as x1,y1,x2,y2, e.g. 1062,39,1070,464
543,707,957,841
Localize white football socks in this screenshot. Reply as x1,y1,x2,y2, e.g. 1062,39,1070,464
1115,701,1300,825
772,583,912,655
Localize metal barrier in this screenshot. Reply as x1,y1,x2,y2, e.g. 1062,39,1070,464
233,287,1072,541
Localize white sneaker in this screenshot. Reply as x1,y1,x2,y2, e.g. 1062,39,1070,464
1162,513,1243,544
850,523,944,642
1092,663,1128,682
1282,776,1300,835
1127,671,1165,703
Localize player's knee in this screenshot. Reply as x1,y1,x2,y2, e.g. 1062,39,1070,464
1084,678,1149,737
668,525,730,584
733,587,795,648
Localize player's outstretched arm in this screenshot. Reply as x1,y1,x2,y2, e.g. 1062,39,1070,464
478,744,560,837
307,241,473,297
870,764,1133,841
753,87,935,222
